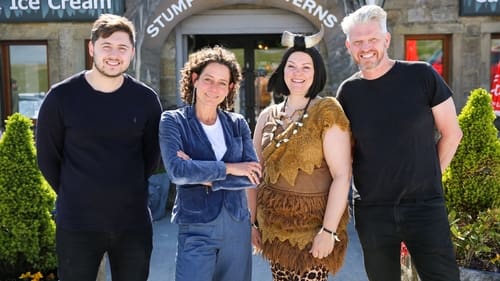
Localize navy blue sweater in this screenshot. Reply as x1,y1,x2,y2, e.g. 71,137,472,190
36,72,162,231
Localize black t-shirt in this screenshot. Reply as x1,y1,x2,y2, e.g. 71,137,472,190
337,61,452,205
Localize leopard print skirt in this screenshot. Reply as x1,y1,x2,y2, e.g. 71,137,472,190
271,262,329,281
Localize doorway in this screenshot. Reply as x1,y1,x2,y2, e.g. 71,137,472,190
189,34,284,131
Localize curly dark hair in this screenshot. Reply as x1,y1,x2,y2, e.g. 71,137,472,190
180,46,242,111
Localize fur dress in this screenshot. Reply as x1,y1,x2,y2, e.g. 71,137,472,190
256,96,350,273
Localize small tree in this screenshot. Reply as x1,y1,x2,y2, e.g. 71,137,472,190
0,113,57,278
443,88,500,271
443,88,500,217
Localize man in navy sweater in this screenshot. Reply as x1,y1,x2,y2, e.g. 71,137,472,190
36,14,162,281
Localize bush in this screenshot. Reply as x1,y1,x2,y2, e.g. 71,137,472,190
449,208,500,272
0,113,57,278
443,88,500,218
443,88,500,272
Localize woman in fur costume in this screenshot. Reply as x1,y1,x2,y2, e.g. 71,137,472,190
247,27,352,281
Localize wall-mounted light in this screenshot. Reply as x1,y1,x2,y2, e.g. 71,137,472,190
257,42,269,50
364,0,385,7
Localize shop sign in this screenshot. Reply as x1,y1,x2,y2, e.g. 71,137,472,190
146,0,338,39
284,0,338,28
0,0,125,22
460,0,500,16
147,0,194,38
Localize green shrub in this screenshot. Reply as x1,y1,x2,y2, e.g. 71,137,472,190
443,88,500,272
443,88,500,218
0,113,57,278
449,208,500,271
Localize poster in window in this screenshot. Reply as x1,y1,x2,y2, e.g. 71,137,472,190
460,0,500,16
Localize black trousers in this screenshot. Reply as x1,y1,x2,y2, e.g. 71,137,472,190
56,226,153,281
354,198,460,281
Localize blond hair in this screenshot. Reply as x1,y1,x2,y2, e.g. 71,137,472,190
340,5,388,39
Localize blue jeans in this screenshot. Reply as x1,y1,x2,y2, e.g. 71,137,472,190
56,226,152,281
354,198,460,281
175,207,252,281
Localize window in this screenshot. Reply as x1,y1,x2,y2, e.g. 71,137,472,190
404,35,451,83
1,42,48,126
490,34,500,116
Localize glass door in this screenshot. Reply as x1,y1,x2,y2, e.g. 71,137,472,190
190,34,283,132
254,47,285,112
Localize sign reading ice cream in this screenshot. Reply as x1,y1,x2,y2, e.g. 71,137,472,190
0,0,125,22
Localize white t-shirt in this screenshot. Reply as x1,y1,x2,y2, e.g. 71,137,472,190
201,117,227,161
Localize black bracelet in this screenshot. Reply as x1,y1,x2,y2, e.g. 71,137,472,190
251,221,259,230
318,226,340,242
321,226,334,234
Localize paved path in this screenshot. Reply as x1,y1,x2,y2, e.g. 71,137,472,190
104,213,369,281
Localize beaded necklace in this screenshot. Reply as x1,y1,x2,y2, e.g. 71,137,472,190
272,97,313,148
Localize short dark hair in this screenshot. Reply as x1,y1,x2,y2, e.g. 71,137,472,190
267,47,327,99
90,14,136,46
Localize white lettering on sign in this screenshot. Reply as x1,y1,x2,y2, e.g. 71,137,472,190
146,0,339,39
8,0,111,11
147,0,194,38
10,0,41,10
284,0,338,28
48,0,111,10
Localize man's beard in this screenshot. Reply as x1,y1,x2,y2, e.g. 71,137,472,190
357,56,382,72
93,61,126,78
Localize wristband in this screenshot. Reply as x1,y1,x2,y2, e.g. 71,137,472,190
251,221,259,230
318,226,340,242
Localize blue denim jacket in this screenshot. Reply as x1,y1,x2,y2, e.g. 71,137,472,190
159,105,258,224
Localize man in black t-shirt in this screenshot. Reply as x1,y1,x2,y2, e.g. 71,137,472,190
337,5,462,281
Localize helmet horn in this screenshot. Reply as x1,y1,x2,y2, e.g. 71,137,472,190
281,25,325,49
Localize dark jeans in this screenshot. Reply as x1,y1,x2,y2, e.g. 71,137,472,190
56,226,153,281
354,198,460,281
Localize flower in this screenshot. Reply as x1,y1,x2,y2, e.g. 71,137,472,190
19,271,43,281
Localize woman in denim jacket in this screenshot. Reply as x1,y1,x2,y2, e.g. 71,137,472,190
159,46,261,281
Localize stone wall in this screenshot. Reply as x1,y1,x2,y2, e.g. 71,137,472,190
0,22,91,86
1,0,498,113
383,0,500,110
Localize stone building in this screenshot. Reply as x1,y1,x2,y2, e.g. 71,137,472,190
0,0,499,130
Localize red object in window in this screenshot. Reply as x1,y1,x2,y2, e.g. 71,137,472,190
406,40,419,61
432,63,443,76
491,62,500,116
428,50,443,76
